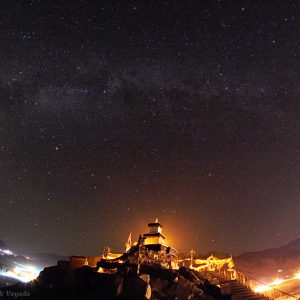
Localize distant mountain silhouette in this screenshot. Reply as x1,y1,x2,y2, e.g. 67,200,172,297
235,239,300,281
30,252,69,266
238,238,300,259
0,239,8,249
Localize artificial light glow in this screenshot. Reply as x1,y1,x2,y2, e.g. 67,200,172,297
254,285,272,293
0,249,13,255
0,264,41,283
252,274,300,295
294,273,300,279
190,255,235,274
271,279,284,286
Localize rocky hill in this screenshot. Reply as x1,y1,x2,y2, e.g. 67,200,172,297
0,261,224,300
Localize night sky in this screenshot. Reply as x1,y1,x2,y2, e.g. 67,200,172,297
1,0,300,257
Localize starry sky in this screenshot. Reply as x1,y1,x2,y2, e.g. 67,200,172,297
1,0,300,257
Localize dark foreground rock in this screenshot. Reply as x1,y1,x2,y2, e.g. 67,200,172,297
0,261,225,300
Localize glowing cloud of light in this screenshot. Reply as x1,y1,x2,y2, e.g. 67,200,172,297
0,249,14,256
0,264,41,283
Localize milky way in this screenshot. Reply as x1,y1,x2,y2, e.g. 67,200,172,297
0,1,300,256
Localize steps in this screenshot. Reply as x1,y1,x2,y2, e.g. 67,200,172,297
209,272,270,300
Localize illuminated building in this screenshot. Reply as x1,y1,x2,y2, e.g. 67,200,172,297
142,219,177,257
65,219,179,272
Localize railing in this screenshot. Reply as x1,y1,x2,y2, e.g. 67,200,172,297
183,252,298,300
217,269,298,300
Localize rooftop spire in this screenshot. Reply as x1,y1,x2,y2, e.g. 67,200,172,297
125,232,132,252
155,217,158,223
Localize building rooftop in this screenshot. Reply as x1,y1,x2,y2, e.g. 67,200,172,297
148,222,163,227
143,232,166,239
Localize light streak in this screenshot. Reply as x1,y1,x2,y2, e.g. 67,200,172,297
253,271,300,294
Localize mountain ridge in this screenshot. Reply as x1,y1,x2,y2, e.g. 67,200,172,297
237,238,300,260
0,239,8,249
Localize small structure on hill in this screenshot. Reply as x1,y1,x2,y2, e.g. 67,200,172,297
142,219,177,257
97,219,178,272
67,219,179,273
